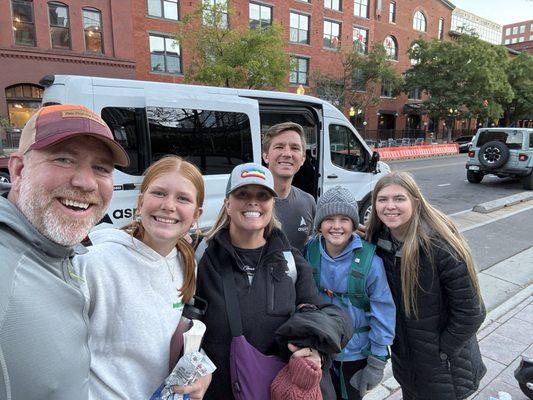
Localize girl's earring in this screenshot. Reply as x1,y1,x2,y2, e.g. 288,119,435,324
134,212,141,222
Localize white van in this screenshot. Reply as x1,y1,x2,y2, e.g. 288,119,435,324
40,74,389,229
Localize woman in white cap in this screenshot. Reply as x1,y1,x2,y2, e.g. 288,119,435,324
196,162,350,400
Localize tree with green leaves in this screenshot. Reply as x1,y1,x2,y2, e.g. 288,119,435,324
175,1,289,89
312,43,403,118
502,52,533,125
405,34,513,139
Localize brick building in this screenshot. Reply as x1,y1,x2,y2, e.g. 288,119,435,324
502,19,533,55
133,0,456,138
0,0,135,138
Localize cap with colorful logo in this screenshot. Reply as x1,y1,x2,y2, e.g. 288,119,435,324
225,162,278,197
18,104,129,167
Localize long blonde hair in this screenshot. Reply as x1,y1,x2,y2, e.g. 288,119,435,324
366,171,482,318
123,156,204,303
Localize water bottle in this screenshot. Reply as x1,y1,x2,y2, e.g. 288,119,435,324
169,296,208,371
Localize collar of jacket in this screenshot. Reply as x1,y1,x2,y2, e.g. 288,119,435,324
376,228,403,257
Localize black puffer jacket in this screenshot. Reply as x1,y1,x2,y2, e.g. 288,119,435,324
373,229,486,400
197,227,351,400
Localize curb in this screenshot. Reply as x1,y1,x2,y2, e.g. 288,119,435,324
480,283,533,330
473,192,533,213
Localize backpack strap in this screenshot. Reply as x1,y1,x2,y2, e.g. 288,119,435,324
305,237,322,289
346,240,376,312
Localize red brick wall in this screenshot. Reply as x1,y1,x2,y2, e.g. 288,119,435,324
132,0,453,135
0,0,135,118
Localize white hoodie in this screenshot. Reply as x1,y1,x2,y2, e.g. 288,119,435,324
72,228,185,400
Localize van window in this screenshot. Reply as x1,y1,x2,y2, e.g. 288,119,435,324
101,107,143,175
329,124,366,171
147,106,253,175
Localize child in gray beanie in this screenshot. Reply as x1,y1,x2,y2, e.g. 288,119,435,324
304,186,396,399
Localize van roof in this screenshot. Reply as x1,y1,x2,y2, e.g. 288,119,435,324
44,74,329,108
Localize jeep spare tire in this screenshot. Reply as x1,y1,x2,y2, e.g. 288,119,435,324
478,141,510,169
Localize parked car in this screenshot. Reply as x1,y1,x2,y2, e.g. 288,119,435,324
465,128,533,190
453,135,474,153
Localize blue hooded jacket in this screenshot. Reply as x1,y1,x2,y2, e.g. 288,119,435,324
304,233,396,361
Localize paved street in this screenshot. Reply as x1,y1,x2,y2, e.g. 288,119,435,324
364,156,533,400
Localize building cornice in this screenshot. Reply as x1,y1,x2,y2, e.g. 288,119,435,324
0,47,135,69
439,0,456,10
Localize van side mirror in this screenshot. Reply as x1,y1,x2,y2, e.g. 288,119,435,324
369,151,380,173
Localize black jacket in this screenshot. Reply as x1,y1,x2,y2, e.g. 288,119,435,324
197,227,350,400
373,229,486,400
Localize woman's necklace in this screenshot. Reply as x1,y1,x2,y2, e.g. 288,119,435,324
234,245,265,282
165,258,175,282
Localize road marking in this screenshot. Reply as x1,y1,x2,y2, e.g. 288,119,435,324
392,161,465,172
438,183,451,187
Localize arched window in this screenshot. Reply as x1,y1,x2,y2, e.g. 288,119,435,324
413,10,427,32
48,2,70,49
383,35,397,60
5,84,43,128
82,7,103,53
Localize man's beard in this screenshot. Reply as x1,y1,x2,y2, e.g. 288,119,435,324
16,171,107,246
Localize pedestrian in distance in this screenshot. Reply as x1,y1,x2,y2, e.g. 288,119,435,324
0,104,129,399
366,171,487,400
304,186,395,399
196,162,352,399
72,155,211,399
262,122,316,252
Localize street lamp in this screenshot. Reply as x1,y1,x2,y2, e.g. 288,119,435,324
296,84,305,95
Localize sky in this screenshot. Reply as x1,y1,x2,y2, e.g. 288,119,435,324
450,0,533,25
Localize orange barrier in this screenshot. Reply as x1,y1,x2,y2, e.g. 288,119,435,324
374,144,459,161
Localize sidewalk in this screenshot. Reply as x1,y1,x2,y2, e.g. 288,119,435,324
364,201,533,400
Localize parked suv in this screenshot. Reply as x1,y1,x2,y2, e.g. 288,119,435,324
466,128,533,190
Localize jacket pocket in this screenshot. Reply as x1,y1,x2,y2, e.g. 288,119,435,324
266,264,296,316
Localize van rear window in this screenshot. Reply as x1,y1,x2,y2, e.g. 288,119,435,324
147,106,253,175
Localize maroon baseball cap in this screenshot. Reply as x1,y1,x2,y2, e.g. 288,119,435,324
18,104,129,167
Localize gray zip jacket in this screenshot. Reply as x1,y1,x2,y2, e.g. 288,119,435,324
0,183,90,400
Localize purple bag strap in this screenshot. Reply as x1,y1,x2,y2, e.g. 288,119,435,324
221,260,244,337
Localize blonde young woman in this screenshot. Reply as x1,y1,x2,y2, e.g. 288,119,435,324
72,156,210,399
366,171,486,400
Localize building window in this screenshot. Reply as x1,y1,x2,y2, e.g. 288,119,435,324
504,38,510,44
519,25,525,33
48,2,70,49
408,87,421,100
353,26,368,54
249,2,271,29
5,84,43,129
389,1,396,23
290,56,308,85
83,8,103,53
352,68,366,92
530,34,533,41
518,37,524,42
323,20,341,49
203,0,228,28
290,12,309,44
149,34,181,74
380,81,394,97
325,0,341,11
409,43,419,65
512,26,518,34
354,0,368,18
384,35,397,60
12,0,36,46
147,0,178,20
505,27,511,35
438,18,444,40
413,10,426,32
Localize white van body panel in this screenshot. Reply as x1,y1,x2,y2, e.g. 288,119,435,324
41,75,388,230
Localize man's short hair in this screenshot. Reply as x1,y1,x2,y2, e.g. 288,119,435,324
262,122,307,153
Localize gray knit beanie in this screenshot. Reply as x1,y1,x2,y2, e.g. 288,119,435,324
314,185,359,231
